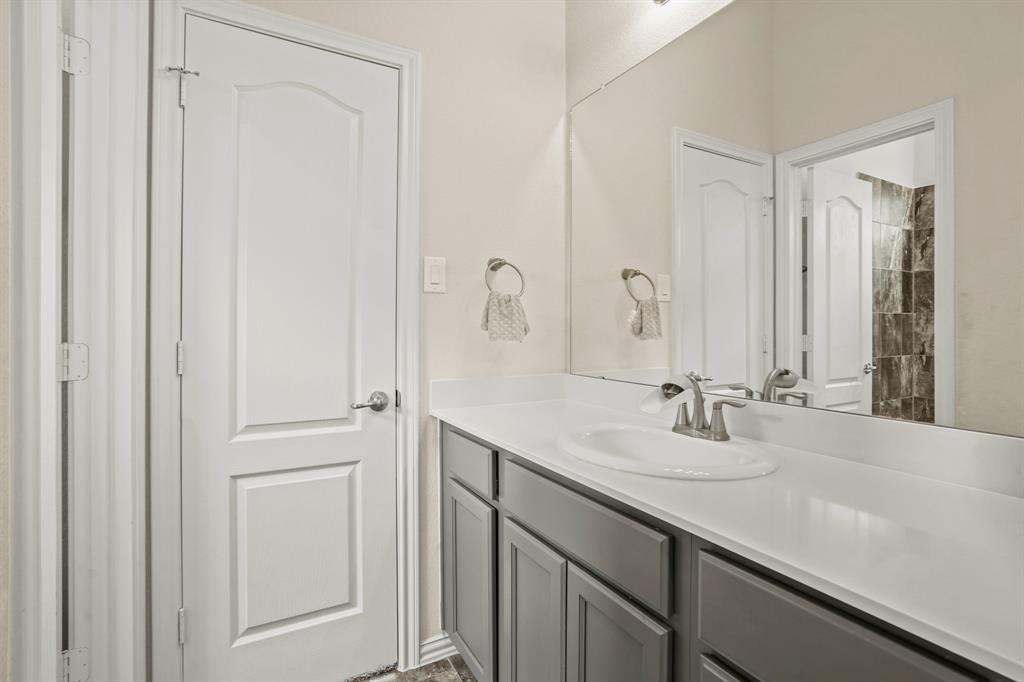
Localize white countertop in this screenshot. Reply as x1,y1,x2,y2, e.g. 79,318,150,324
431,398,1024,680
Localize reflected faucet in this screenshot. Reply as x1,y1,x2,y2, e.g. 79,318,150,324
761,368,800,403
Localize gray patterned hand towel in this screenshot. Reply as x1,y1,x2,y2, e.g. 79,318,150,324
630,296,662,340
481,291,530,342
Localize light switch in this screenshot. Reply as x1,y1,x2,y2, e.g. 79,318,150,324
656,273,671,301
423,256,446,293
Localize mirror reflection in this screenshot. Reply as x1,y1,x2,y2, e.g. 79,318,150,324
569,0,1024,437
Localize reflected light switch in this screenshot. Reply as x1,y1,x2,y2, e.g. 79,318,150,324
657,273,671,301
424,256,446,293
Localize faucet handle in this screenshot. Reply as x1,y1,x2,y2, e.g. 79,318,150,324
709,399,745,441
727,384,756,399
687,371,713,383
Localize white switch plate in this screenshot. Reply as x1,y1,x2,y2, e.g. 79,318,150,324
656,273,671,301
423,256,447,293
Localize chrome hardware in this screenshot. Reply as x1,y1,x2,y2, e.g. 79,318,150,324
777,391,809,407
727,384,756,399
662,371,713,437
621,268,656,303
709,399,745,441
485,257,525,296
761,368,799,402
350,391,390,412
166,66,200,77
863,362,878,375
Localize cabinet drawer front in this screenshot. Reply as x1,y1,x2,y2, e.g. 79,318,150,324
566,564,671,682
697,552,974,682
444,427,497,499
501,459,672,617
699,656,745,682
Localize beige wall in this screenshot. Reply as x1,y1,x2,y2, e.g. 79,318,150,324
0,0,10,675
570,0,772,375
243,0,567,642
565,0,732,106
772,0,1024,436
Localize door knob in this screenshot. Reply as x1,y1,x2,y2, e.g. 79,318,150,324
863,362,877,374
350,391,390,412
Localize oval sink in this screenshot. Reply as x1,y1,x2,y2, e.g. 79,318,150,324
558,423,780,481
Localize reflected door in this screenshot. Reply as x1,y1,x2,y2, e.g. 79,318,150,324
807,168,873,412
676,143,770,390
180,17,399,680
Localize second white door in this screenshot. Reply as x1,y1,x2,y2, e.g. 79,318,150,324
179,16,399,681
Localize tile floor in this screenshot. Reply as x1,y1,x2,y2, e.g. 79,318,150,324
347,655,475,682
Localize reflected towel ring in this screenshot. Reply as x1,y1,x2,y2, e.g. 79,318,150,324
485,257,526,296
621,268,655,303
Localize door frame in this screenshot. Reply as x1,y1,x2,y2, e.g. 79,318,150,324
9,1,65,679
150,1,422,677
670,127,774,381
774,99,954,424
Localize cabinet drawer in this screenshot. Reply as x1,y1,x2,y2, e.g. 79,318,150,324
697,552,974,682
444,427,497,499
501,459,672,617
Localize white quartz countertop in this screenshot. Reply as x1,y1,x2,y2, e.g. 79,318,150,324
431,399,1024,680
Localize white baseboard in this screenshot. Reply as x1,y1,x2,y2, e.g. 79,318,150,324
418,632,457,667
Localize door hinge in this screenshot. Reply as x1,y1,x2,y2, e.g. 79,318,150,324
800,334,813,352
176,340,185,376
178,607,187,645
62,33,90,75
61,648,89,682
167,66,200,108
762,334,769,353
59,342,90,382
762,196,774,217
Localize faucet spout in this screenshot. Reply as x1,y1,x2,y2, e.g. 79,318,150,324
661,371,711,436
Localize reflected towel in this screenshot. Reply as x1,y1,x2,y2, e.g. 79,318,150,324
481,291,530,342
630,297,662,340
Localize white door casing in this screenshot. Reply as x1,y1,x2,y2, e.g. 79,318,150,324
807,167,873,412
180,16,399,680
673,131,772,392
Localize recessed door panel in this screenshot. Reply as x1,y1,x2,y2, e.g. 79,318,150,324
235,84,362,431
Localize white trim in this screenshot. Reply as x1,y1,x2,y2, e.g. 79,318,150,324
774,100,955,423
10,0,64,680
670,128,774,380
63,2,151,679
418,633,457,667
150,1,421,678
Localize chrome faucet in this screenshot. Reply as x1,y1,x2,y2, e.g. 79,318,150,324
761,368,800,403
659,371,745,439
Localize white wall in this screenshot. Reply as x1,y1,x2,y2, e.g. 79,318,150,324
566,0,732,106
243,0,567,642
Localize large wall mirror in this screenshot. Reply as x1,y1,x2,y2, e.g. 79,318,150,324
569,0,1024,438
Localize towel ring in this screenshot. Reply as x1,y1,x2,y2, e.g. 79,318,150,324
621,268,655,303
485,257,526,296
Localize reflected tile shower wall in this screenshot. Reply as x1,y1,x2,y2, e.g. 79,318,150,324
860,174,935,422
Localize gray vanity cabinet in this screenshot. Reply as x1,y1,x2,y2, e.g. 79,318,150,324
501,519,567,682
443,478,497,682
566,564,672,682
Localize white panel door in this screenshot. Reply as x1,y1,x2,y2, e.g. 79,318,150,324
677,145,769,390
807,167,873,412
180,17,399,681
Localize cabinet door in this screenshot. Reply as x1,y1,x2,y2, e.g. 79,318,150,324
443,479,497,682
501,519,566,682
566,564,671,682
